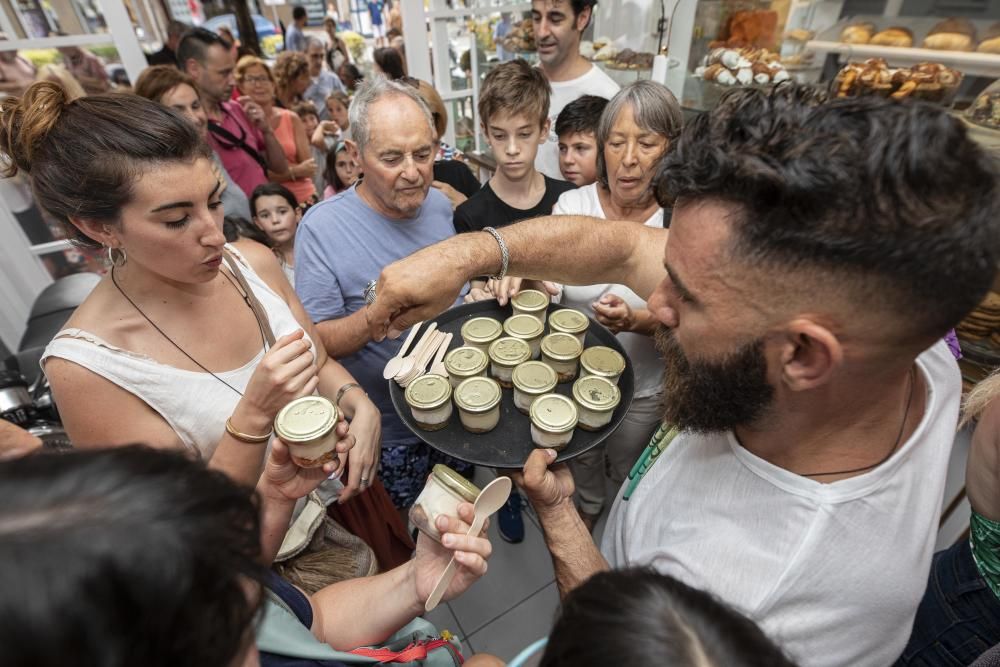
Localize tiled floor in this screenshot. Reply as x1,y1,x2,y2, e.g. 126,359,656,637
421,466,613,662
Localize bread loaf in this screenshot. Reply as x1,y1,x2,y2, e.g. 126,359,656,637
870,27,914,47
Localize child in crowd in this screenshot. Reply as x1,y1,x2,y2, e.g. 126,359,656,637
452,58,575,545
250,183,301,285
556,94,608,187
323,141,359,199
293,101,329,197
326,91,352,139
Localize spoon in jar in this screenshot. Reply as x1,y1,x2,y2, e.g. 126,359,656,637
383,322,423,380
424,475,512,613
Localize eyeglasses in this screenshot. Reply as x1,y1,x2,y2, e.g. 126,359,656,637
242,75,270,85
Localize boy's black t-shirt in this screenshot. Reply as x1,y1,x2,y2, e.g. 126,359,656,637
453,175,576,234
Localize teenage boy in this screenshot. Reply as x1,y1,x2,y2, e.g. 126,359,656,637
555,94,608,187
453,59,575,544
532,0,618,180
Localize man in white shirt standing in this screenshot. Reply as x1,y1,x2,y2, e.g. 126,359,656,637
364,87,1000,667
532,0,619,180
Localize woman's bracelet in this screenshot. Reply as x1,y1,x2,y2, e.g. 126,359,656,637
225,417,273,444
335,382,366,408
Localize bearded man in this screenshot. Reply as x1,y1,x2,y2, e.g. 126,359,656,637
364,86,1000,667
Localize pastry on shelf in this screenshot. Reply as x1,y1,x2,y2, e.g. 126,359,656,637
965,81,1000,130
784,28,815,43
695,47,789,86
579,40,595,59
593,44,618,61
923,17,976,51
978,22,1000,54
870,26,914,48
710,9,779,49
840,22,876,44
501,18,535,53
606,48,655,70
833,59,962,104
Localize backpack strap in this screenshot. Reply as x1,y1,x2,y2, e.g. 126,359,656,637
208,118,269,174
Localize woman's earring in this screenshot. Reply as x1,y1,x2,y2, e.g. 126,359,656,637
107,246,127,268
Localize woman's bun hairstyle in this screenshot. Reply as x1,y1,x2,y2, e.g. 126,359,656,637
0,81,70,177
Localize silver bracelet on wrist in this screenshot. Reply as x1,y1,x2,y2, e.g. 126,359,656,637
335,382,365,408
482,226,509,282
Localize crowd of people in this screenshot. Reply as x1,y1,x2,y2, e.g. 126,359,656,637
2,0,1000,665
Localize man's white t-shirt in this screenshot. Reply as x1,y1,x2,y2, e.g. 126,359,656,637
602,340,959,667
535,64,619,180
552,184,664,399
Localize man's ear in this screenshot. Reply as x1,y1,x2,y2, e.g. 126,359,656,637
775,318,843,392
575,5,593,32
538,117,551,145
182,58,200,80
68,217,118,249
345,139,361,162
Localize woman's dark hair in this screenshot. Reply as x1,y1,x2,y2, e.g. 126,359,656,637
133,64,202,103
656,84,1000,341
373,47,405,80
250,182,299,220
324,142,352,193
223,214,270,245
338,63,363,90
540,569,796,667
0,82,211,249
0,446,266,667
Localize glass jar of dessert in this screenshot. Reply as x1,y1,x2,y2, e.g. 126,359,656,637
443,345,489,390
454,376,502,433
572,375,621,431
529,393,578,451
512,360,558,414
511,289,550,324
488,336,532,388
503,314,545,359
548,308,589,345
460,316,503,353
580,346,626,385
274,395,340,468
409,464,481,543
403,374,453,430
540,332,584,383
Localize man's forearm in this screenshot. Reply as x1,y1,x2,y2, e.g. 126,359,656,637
536,497,610,598
317,309,372,358
262,128,290,172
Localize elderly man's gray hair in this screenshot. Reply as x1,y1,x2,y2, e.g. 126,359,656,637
349,76,437,154
305,35,324,50
596,80,683,189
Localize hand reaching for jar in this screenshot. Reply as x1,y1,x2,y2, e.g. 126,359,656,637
592,293,634,334
485,277,560,306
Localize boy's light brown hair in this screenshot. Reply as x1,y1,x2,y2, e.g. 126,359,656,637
478,58,551,129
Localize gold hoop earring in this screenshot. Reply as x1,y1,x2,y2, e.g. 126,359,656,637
107,246,127,267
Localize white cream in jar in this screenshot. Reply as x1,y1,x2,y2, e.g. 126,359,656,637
511,360,557,414
273,396,340,468
460,317,503,353
454,376,502,433
443,346,489,389
572,375,621,431
540,332,584,383
409,464,481,543
510,289,549,324
529,393,578,451
579,346,626,385
404,373,453,431
548,308,589,345
503,314,545,359
488,337,531,389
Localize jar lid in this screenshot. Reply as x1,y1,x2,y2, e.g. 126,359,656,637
461,317,503,344
444,346,489,377
580,346,626,377
504,314,544,339
488,336,532,366
549,308,589,335
454,376,502,413
432,464,481,502
530,393,578,434
540,332,583,361
572,375,621,411
512,361,557,395
511,289,548,312
274,396,338,443
404,373,452,410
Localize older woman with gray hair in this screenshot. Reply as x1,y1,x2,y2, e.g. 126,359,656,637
552,80,682,530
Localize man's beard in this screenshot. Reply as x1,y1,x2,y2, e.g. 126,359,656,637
654,326,775,432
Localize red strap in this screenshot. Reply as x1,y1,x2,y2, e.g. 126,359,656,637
349,638,465,664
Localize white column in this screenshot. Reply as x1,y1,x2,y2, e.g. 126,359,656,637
400,0,431,83
95,0,148,85
0,208,50,353
664,0,696,100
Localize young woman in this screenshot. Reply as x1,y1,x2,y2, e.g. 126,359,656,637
323,16,352,73
236,55,317,205
322,141,359,199
251,183,300,284
1,81,379,500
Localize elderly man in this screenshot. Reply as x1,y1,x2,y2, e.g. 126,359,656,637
366,86,1000,666
295,77,470,512
178,27,287,199
303,35,345,120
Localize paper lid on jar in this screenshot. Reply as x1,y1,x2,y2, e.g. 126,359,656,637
581,346,626,377
572,375,621,411
274,396,338,443
512,361,557,394
504,314,544,339
530,393,578,434
404,373,452,410
444,346,488,376
489,336,531,366
432,464,481,502
461,317,503,344
511,289,548,311
549,308,589,334
541,332,583,361
454,376,502,413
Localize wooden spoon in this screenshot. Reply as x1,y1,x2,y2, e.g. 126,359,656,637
394,322,437,384
383,322,422,379
429,333,453,377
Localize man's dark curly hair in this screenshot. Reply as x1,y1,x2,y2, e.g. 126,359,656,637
656,85,1000,340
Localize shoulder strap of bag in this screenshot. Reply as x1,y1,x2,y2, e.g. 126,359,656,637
208,119,269,173
223,249,277,348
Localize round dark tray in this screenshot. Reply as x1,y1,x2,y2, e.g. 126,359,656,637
388,301,635,469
